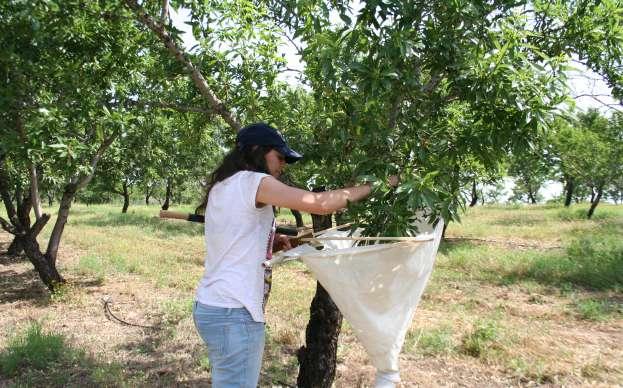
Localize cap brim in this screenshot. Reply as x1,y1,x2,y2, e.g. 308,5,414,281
276,145,303,164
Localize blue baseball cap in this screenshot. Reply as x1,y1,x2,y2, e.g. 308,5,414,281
236,123,303,164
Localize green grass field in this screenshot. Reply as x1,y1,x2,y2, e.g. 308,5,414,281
0,202,621,386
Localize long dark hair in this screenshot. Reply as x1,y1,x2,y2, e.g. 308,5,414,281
195,145,273,214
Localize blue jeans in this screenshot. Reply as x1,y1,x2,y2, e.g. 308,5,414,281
192,301,265,388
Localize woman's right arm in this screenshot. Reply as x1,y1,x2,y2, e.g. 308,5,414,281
256,176,373,215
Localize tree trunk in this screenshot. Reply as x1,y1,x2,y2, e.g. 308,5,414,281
469,180,478,207
45,184,77,267
46,192,53,207
7,237,23,256
162,178,172,210
29,165,43,219
587,184,604,219
145,185,152,205
297,209,342,388
564,177,574,207
528,189,536,204
122,181,130,213
590,186,596,204
20,232,64,290
291,209,305,227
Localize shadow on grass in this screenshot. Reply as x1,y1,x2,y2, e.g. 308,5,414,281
0,269,50,305
112,322,299,387
115,321,213,387
0,322,137,387
0,238,29,266
438,240,481,255
73,212,204,238
0,251,104,306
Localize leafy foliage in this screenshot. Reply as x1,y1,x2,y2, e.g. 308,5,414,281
267,0,619,235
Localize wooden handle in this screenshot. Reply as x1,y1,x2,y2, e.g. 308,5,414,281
159,210,190,221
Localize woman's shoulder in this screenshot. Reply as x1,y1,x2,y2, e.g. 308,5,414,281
216,171,269,190
231,170,269,181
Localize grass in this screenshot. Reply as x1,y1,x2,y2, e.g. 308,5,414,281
1,202,622,385
0,322,129,386
459,319,502,358
574,298,623,321
404,326,454,356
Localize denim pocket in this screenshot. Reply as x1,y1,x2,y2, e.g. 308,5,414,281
194,314,227,356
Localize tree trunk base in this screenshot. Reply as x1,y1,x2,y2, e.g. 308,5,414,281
19,235,64,291
297,210,342,388
297,283,343,388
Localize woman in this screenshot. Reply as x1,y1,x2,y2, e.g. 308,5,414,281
193,122,395,387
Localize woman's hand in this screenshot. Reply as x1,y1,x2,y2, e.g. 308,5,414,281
273,234,293,252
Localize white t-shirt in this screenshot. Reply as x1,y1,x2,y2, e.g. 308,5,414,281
195,171,275,323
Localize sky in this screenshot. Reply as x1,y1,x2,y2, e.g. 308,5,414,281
169,8,618,201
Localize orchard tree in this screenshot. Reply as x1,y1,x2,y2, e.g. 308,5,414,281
507,141,552,204
552,109,622,218
0,1,160,290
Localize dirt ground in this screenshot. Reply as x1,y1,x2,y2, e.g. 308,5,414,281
1,231,621,387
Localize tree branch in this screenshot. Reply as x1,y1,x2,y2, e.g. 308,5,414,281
124,0,241,132
573,93,618,99
0,216,18,235
28,213,50,238
160,0,170,22
14,112,43,220
125,99,215,116
578,95,623,112
76,133,119,191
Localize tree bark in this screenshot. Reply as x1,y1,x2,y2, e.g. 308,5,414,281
46,192,53,207
291,209,305,227
587,184,604,219
297,210,342,388
45,184,76,266
7,237,23,256
0,183,58,287
528,188,537,204
145,185,152,205
564,176,574,207
469,180,478,207
121,180,130,213
29,164,43,219
15,113,43,219
20,213,63,290
162,178,172,210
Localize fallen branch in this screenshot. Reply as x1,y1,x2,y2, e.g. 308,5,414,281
101,296,160,330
